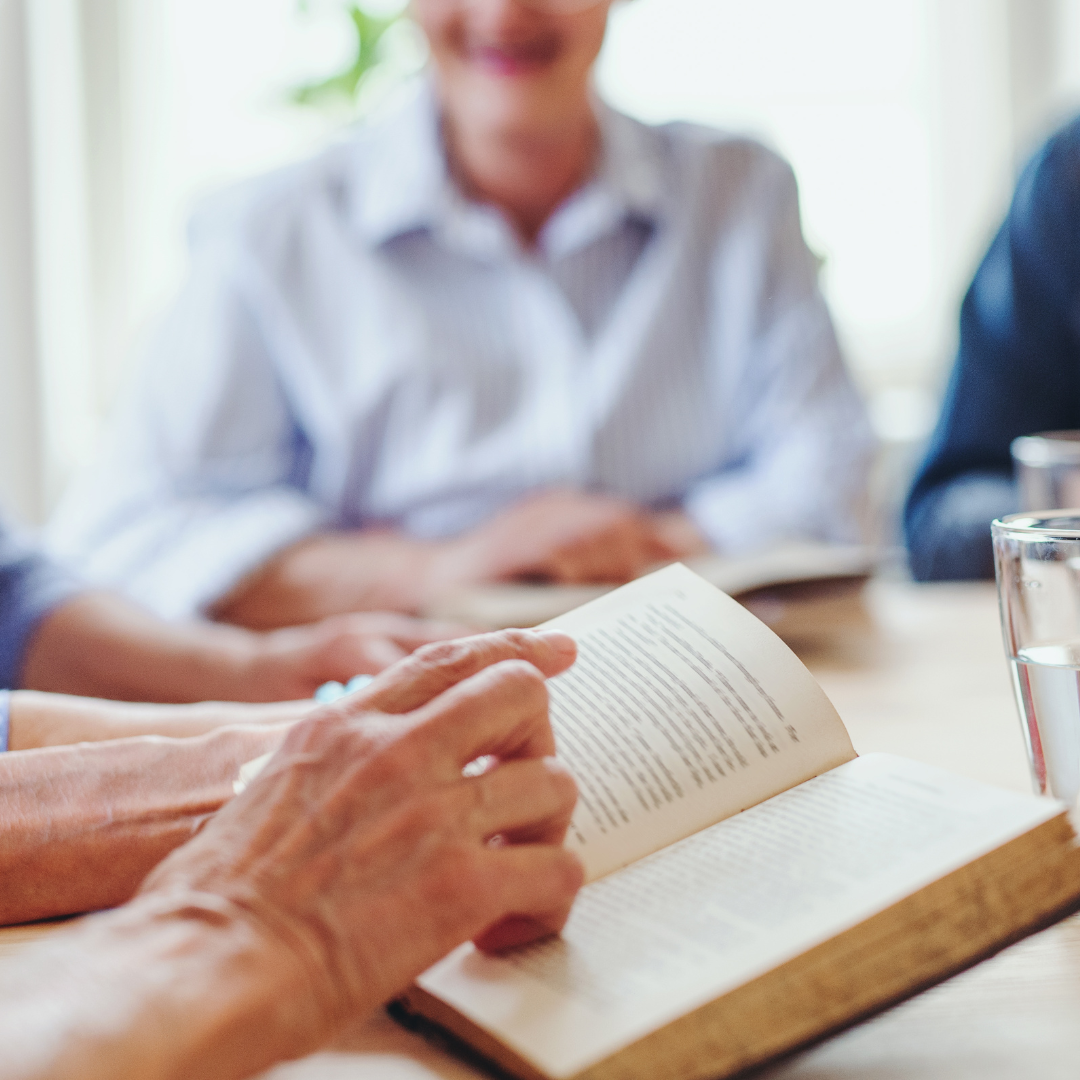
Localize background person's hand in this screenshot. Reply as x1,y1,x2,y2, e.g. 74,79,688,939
237,611,473,700
210,492,716,630
137,629,583,1044
434,488,678,588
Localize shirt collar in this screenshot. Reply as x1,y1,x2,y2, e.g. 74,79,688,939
538,98,666,261
348,77,668,257
348,79,450,247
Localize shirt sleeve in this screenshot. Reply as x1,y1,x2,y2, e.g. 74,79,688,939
679,150,873,553
904,120,1080,581
46,226,332,620
0,518,82,687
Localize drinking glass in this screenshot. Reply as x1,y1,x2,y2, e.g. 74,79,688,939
1012,431,1080,510
993,512,1080,804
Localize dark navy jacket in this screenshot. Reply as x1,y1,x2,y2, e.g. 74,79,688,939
905,118,1080,580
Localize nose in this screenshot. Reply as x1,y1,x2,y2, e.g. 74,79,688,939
455,0,603,16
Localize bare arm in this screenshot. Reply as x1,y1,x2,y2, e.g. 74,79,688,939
213,491,709,629
0,724,288,925
6,691,313,749
0,630,583,1080
19,592,466,702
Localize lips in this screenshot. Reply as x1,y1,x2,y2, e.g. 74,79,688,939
468,38,562,76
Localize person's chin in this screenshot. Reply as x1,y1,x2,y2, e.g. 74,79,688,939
451,64,558,120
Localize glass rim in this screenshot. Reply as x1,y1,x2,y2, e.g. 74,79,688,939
1011,431,1080,466
992,511,1080,539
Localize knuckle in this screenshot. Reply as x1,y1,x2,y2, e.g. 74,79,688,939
491,628,540,656
392,726,444,782
489,659,548,702
554,850,586,896
410,638,479,678
283,707,347,751
426,846,488,908
466,774,492,817
492,656,545,683
360,740,411,790
403,793,451,838
548,764,579,811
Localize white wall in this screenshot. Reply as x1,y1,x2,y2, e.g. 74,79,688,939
0,0,43,521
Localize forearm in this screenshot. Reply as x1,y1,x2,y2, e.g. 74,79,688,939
0,726,286,924
7,691,312,750
211,530,440,628
0,892,328,1080
19,593,273,703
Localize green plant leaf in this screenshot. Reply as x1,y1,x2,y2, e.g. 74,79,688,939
290,3,402,110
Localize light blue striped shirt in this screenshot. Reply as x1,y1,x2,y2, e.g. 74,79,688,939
48,82,873,619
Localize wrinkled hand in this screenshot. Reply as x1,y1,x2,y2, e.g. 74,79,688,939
238,612,472,700
436,488,678,587
137,629,583,1037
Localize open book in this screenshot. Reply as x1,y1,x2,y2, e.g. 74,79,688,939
399,564,1080,1080
423,542,877,637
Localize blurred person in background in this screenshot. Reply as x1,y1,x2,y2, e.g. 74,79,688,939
2,514,462,703
48,0,871,630
905,118,1080,580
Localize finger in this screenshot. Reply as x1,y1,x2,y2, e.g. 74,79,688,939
342,630,576,716
550,542,634,585
557,520,651,583
336,612,473,647
358,636,410,673
403,658,557,772
389,619,475,649
472,846,585,954
463,758,578,845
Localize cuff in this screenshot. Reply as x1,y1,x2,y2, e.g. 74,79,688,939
905,473,1017,581
81,488,330,620
0,690,10,751
0,544,85,688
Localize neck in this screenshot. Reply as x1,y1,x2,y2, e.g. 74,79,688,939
444,102,599,246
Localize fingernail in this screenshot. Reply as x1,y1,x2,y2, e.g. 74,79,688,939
543,755,574,777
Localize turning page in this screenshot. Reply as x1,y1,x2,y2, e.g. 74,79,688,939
542,563,855,880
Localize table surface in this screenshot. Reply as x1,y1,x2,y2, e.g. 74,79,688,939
5,580,1079,1080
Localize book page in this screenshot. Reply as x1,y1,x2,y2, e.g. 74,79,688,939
418,754,1064,1079
541,563,855,880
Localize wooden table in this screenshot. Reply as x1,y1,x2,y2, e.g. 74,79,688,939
4,581,1079,1079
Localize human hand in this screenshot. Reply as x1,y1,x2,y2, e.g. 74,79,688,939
211,532,459,625
235,611,472,701
648,509,714,561
210,496,712,630
137,629,583,1042
434,488,678,588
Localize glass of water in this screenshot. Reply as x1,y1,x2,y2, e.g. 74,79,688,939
993,512,1080,804
1012,431,1080,510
